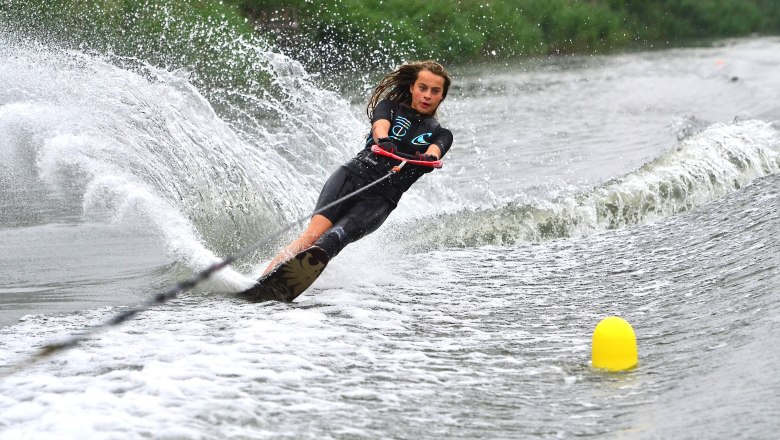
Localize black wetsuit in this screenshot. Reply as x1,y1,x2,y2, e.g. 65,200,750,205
313,99,453,258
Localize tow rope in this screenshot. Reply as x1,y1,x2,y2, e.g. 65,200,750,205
1,146,441,377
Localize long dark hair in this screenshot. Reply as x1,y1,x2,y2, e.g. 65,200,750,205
367,60,451,119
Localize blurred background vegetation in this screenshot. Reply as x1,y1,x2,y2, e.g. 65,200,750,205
226,0,780,67
2,0,778,78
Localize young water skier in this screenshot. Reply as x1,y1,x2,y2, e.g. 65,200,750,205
262,60,454,275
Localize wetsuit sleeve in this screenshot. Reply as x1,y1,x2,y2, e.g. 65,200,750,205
430,128,454,157
371,99,394,124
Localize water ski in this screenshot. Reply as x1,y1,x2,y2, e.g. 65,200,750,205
240,246,329,302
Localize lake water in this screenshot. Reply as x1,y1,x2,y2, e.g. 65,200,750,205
1,31,779,439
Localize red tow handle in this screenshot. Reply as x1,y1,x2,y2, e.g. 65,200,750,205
371,145,443,169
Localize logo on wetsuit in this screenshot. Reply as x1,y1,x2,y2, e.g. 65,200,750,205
411,133,432,146
389,116,412,141
389,115,433,147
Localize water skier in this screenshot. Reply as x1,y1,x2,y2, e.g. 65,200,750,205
263,60,454,275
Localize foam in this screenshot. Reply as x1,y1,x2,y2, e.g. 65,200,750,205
403,119,780,248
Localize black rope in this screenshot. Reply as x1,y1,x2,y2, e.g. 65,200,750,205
1,162,405,378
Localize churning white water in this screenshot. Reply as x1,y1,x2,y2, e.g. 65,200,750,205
1,31,779,439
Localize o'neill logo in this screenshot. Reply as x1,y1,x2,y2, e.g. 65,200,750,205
411,133,432,146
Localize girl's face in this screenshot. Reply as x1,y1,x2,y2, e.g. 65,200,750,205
410,69,445,114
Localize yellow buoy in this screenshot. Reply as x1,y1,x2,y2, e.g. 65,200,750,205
591,316,638,371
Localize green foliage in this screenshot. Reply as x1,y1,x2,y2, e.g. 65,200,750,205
754,0,780,32
520,0,629,53
3,1,252,59
4,0,780,71
1,0,282,119
227,0,780,66
224,0,632,74
617,0,768,41
227,0,547,71
2,1,261,84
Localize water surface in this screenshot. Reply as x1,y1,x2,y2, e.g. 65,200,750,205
1,36,779,439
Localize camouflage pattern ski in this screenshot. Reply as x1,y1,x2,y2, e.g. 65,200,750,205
240,246,329,302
